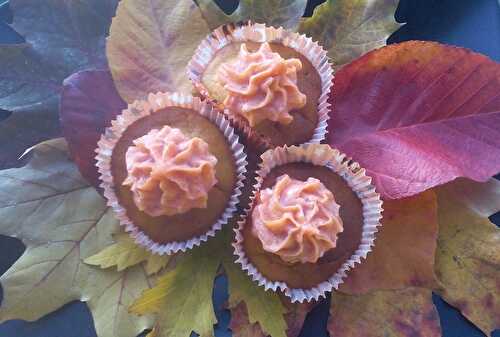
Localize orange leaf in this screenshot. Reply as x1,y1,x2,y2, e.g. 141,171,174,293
340,190,439,294
328,288,441,337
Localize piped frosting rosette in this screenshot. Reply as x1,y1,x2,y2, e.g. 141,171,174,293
233,144,383,302
96,92,247,255
187,21,333,150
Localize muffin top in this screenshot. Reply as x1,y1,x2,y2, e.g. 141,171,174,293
218,42,306,127
251,174,343,264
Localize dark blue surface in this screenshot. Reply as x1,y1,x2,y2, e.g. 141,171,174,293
0,0,499,336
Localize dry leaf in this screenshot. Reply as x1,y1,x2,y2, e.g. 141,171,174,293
107,0,211,103
196,0,307,30
339,190,439,294
85,234,170,274
0,139,155,337
129,232,226,337
329,288,441,337
434,178,500,336
60,70,126,188
0,0,118,168
328,41,500,199
224,255,288,337
299,0,401,68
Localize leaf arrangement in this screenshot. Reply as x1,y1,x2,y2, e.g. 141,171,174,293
0,1,499,337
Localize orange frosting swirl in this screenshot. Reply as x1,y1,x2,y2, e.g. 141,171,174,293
251,174,343,264
123,126,218,217
218,42,307,127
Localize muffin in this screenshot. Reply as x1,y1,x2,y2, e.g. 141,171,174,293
96,92,247,254
233,144,383,302
187,22,333,150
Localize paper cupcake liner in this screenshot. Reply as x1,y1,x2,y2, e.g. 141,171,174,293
187,21,334,149
233,144,383,303
96,92,248,255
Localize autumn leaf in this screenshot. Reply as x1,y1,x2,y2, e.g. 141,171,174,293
328,288,441,337
0,139,155,337
328,41,500,199
60,70,126,188
107,0,212,103
129,232,227,337
339,190,439,294
229,295,315,337
224,255,288,337
434,178,500,336
196,0,307,31
0,0,118,169
299,0,401,68
85,234,171,274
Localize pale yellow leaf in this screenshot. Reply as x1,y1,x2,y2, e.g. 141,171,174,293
145,253,171,276
0,139,155,337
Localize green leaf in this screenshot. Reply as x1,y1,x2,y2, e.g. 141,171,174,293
130,232,227,337
196,0,307,30
299,0,401,68
85,234,171,273
434,178,500,336
107,0,212,103
224,257,287,337
0,139,155,337
0,0,118,168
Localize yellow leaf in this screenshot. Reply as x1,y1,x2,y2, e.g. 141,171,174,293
107,0,211,103
130,231,227,337
0,139,155,337
84,233,171,274
299,0,402,68
224,256,287,337
435,178,500,336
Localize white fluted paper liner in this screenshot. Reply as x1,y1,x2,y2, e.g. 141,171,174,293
187,21,334,147
96,92,247,255
233,144,383,303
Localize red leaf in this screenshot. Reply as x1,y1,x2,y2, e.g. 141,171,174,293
60,70,126,188
328,41,500,199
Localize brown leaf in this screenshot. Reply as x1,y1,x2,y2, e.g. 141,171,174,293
328,288,441,337
340,190,439,294
434,178,500,336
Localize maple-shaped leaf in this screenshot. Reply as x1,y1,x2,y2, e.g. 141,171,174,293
328,288,441,337
196,0,307,31
229,295,315,337
0,0,118,169
299,0,401,68
107,0,212,103
0,139,155,337
60,70,126,188
339,190,439,294
224,255,288,337
129,231,227,337
85,234,171,274
434,178,500,336
328,41,500,199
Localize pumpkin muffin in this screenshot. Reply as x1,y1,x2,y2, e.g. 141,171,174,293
188,22,333,150
96,92,247,254
233,145,383,303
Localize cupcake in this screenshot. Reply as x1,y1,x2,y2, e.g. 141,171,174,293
233,144,383,302
96,92,247,254
187,22,333,150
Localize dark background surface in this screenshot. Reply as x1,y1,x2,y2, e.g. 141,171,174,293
0,0,499,336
